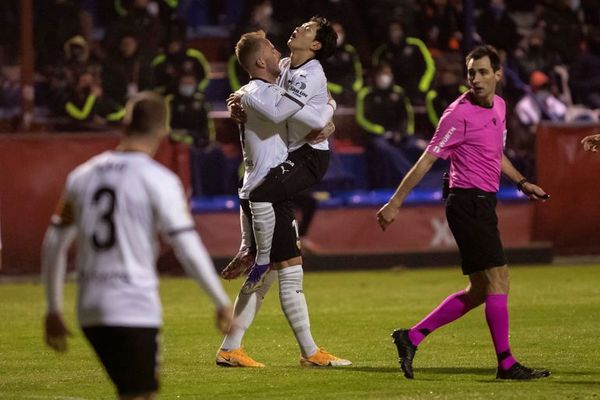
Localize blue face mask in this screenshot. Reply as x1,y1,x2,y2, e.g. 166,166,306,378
179,84,196,97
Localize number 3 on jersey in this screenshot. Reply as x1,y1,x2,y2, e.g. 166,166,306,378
92,187,116,250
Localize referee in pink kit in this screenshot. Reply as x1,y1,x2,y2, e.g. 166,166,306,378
377,45,551,380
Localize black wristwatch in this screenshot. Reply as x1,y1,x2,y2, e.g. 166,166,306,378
516,178,528,192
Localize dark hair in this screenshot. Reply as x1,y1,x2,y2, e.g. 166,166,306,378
465,45,501,71
372,61,393,77
124,92,167,136
310,16,337,60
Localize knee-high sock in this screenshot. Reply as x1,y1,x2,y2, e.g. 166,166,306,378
250,201,275,265
239,206,254,252
485,294,517,370
408,290,475,346
279,265,318,357
220,271,277,351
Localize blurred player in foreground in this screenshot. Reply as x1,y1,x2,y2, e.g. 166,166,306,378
42,92,232,399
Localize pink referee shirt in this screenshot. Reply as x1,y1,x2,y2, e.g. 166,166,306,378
426,92,506,193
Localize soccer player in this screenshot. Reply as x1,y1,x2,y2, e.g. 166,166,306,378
215,31,350,368
581,133,600,152
222,17,338,293
42,92,233,399
377,45,551,380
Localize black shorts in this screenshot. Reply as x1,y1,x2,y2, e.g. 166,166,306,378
249,144,330,203
445,188,506,275
82,326,160,396
241,198,301,263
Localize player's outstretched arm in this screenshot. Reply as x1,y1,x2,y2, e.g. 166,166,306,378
153,174,233,332
169,231,233,332
42,224,77,352
581,134,600,152
292,97,336,132
377,152,438,231
241,86,305,124
501,154,549,201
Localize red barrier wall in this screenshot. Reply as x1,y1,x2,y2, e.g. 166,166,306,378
6,123,598,273
0,133,190,274
195,203,533,257
534,123,600,254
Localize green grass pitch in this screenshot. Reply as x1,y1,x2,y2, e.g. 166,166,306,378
1,264,599,399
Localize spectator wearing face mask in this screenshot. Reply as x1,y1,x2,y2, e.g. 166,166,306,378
152,23,211,95
166,73,214,148
167,73,233,196
356,63,416,188
321,21,363,106
372,20,435,105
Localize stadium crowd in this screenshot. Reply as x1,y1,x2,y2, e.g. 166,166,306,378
0,0,599,191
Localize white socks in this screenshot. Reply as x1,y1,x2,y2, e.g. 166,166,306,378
220,265,318,358
238,206,253,252
249,201,275,265
220,270,277,351
278,265,318,357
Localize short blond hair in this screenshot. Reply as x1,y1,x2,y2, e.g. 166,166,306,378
235,30,267,73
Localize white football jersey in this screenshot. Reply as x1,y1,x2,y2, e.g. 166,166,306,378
237,79,288,199
278,57,331,152
61,151,195,327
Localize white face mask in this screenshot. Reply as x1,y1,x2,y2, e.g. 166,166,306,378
570,0,580,10
179,84,196,97
262,5,273,18
336,34,345,47
376,74,393,89
147,2,159,16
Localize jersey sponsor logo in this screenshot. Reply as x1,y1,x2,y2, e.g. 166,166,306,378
434,126,457,153
78,269,131,284
288,80,308,98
